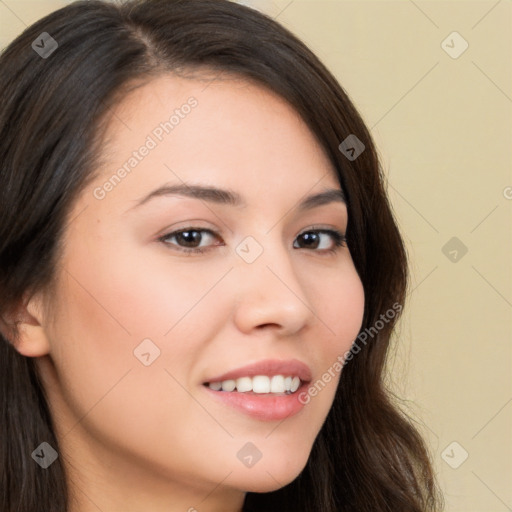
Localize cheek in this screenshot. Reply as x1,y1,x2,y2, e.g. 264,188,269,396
48,235,234,414
330,274,364,341
45,256,237,483
307,259,365,352
60,227,231,341
297,259,365,408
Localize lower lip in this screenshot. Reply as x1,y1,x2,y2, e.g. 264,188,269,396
203,382,309,421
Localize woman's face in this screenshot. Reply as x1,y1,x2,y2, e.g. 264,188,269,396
35,74,365,510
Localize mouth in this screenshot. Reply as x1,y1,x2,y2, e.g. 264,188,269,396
201,359,312,421
203,374,303,395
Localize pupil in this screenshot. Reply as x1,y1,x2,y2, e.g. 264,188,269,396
178,230,201,247
301,232,319,248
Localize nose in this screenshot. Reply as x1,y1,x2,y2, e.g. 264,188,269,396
232,238,315,337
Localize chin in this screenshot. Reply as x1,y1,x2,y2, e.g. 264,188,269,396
230,452,310,493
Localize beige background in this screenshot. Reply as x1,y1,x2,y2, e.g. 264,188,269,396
1,1,510,510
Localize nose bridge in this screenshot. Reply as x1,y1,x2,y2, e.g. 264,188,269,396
232,232,314,334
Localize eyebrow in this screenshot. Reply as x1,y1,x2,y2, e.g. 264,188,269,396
127,183,346,212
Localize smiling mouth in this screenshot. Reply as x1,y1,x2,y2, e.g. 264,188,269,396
204,374,303,394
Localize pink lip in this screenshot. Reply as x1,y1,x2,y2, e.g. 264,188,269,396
203,381,310,421
202,359,312,421
203,358,312,384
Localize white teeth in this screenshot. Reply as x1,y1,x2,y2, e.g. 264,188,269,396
209,381,222,391
207,374,303,394
252,375,270,393
221,379,236,392
235,377,252,392
270,375,285,393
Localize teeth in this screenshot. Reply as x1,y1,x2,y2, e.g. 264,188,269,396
270,375,285,393
221,379,236,392
236,376,252,392
207,374,303,394
209,381,222,391
252,375,270,393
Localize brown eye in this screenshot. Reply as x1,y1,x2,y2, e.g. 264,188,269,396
293,230,346,251
160,228,221,253
173,230,204,247
296,232,321,249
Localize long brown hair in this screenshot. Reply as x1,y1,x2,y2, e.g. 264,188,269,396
0,1,443,510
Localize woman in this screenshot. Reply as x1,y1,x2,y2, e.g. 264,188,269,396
0,0,443,510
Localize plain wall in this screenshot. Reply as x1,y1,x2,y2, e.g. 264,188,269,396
1,1,510,510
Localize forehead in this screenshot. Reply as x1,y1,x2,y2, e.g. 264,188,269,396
87,72,341,211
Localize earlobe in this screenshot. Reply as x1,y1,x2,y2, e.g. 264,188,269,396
2,292,51,358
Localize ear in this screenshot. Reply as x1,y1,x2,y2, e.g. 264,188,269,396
1,292,51,357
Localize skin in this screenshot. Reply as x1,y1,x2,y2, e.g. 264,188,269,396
13,73,365,512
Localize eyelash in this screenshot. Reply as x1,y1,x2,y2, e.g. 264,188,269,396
158,227,347,255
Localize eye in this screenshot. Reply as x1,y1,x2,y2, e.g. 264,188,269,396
293,229,347,252
158,227,346,255
159,228,222,253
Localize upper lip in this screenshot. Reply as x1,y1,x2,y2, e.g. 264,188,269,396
204,358,312,384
